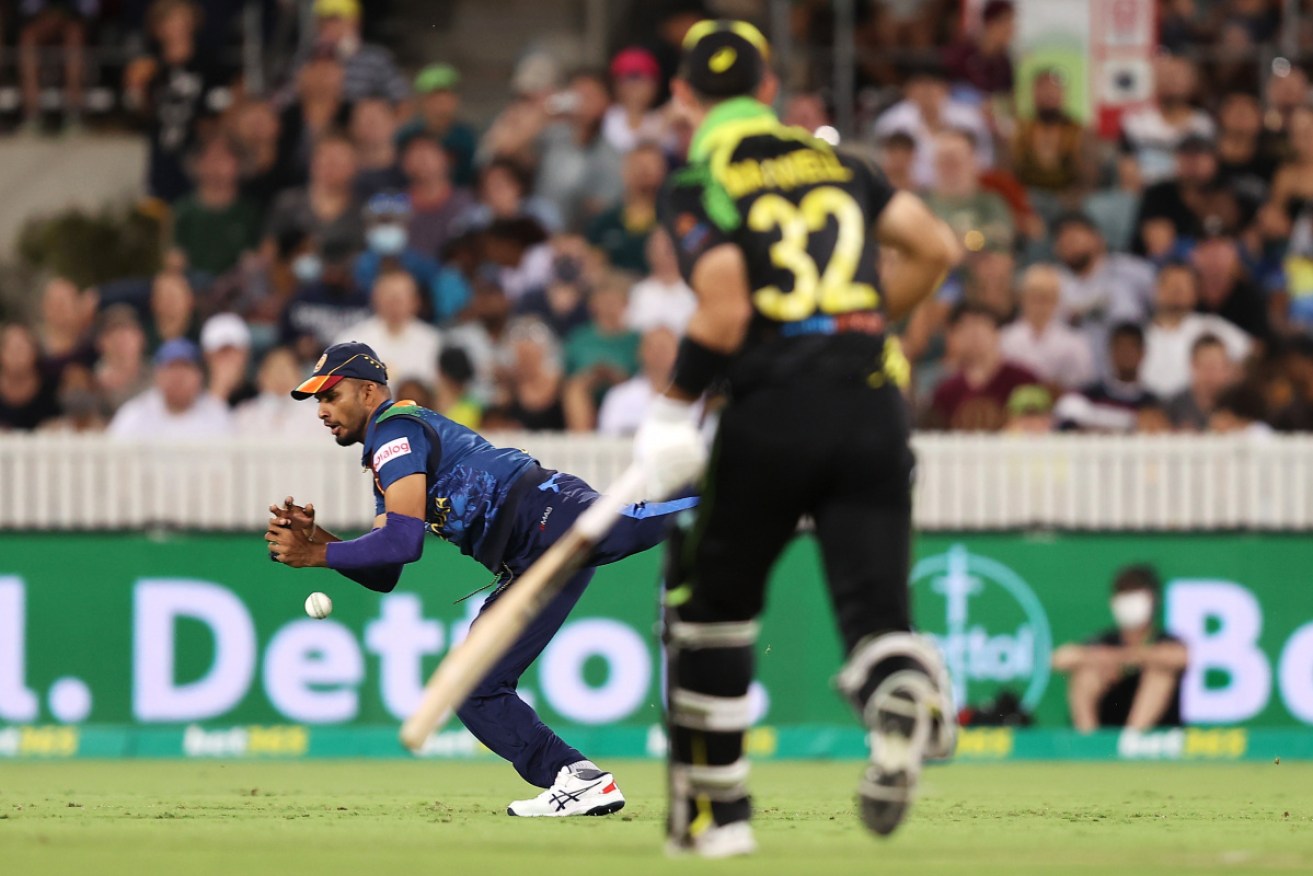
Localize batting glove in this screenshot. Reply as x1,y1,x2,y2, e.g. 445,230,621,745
633,395,705,500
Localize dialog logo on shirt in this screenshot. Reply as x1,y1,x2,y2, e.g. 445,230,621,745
372,437,412,471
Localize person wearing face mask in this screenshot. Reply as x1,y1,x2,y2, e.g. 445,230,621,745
351,192,462,323
1052,565,1188,732
280,238,373,364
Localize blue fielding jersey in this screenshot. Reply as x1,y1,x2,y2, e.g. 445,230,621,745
360,399,540,569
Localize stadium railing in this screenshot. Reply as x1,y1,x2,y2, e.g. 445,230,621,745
0,432,1308,532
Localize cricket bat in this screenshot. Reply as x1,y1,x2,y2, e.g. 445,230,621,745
399,465,649,753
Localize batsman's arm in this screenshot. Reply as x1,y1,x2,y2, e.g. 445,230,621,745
874,191,963,322
663,243,752,403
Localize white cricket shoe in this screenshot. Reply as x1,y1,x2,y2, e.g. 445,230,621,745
667,821,758,859
506,766,625,817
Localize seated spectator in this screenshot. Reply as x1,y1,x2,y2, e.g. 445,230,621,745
172,136,263,278
0,323,59,431
926,302,1040,431
1083,154,1144,253
353,193,468,324
231,99,294,214
336,270,441,384
264,133,365,262
1119,54,1215,187
93,305,150,413
1056,323,1157,432
1190,226,1270,341
1052,212,1155,373
402,133,476,259
1003,384,1054,434
145,270,200,353
1000,264,1095,389
585,142,666,274
36,276,95,381
516,255,591,338
1208,382,1273,436
300,0,407,104
601,48,668,155
1261,62,1307,146
1215,91,1279,206
200,313,255,408
1011,68,1096,210
1142,262,1251,399
925,128,1015,254
462,158,563,234
41,363,107,433
873,61,992,190
534,69,625,231
1273,336,1313,431
1165,334,1237,431
233,347,324,439
877,130,918,193
597,327,679,436
564,276,640,383
478,51,561,170
19,0,97,133
445,271,514,405
435,347,482,431
280,240,373,362
108,338,233,439
350,97,406,201
124,0,229,202
626,228,696,334
1134,135,1255,259
483,318,565,431
1261,106,1313,334
398,63,478,187
1052,565,1188,732
944,0,1015,98
278,52,349,183
484,217,554,303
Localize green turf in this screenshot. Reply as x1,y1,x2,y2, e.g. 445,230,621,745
2,761,1311,875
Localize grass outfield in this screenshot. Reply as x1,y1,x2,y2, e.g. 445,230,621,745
2,761,1311,875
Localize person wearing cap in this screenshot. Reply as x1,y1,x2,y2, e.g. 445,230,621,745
107,337,233,440
631,19,961,854
399,63,478,188
264,340,696,818
873,59,992,190
200,312,256,408
602,47,669,155
302,0,407,105
1133,131,1251,259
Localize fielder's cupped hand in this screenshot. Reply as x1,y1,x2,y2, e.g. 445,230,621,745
269,496,316,534
633,395,706,500
265,520,325,568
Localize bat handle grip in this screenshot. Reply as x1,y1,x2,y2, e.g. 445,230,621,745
574,466,648,541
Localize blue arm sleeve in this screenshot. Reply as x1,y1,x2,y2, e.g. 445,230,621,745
326,512,426,574
337,564,403,593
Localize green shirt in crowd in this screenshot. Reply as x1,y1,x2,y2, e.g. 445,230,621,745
172,195,263,276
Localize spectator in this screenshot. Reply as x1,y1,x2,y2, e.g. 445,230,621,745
233,347,323,439
336,270,441,384
1134,134,1254,259
352,193,467,325
1261,106,1313,333
597,326,679,436
402,133,475,259
585,142,666,273
781,92,831,135
1142,262,1251,399
0,323,59,431
1190,227,1270,341
1011,68,1096,210
1261,61,1308,146
435,346,482,431
877,130,918,192
19,0,97,133
124,0,229,202
1209,382,1273,436
263,133,365,261
231,99,294,214
1056,323,1157,433
944,0,1015,97
564,276,640,385
1164,334,1237,431
1215,91,1278,206
1119,54,1215,186
1052,212,1155,372
93,305,150,413
1083,154,1144,253
483,318,565,431
41,364,107,433
602,47,668,155
172,136,263,278
144,270,200,353
445,271,514,405
484,216,553,303
999,264,1095,390
108,338,232,439
1052,565,1187,732
200,313,255,408
280,239,372,362
350,97,406,201
461,158,563,234
398,63,478,187
925,128,1015,254
873,61,992,190
36,276,95,381
926,302,1040,431
534,68,626,230
1275,336,1313,431
626,227,696,334
515,255,591,339
1003,384,1054,434
479,51,561,170
278,53,349,183
300,0,408,104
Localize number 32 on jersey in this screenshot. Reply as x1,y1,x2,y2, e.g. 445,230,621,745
747,185,880,322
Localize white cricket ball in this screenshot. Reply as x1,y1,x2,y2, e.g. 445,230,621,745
305,592,333,619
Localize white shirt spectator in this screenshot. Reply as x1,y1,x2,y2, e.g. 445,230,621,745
626,277,697,334
597,375,658,436
873,99,993,190
1119,106,1216,185
108,388,233,440
1142,314,1251,399
336,316,441,385
999,320,1096,390
233,393,324,439
1058,253,1156,377
601,105,671,155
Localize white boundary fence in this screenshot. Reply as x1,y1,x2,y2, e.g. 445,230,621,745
0,432,1310,531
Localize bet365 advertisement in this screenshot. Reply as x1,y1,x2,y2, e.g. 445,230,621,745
2,532,1312,758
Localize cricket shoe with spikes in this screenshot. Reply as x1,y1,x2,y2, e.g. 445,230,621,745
507,766,625,817
857,670,935,837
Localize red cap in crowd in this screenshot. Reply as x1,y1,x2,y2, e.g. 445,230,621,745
610,47,661,81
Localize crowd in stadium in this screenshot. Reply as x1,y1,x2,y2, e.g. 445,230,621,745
3,0,1313,438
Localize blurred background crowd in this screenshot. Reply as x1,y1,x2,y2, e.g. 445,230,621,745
3,0,1313,440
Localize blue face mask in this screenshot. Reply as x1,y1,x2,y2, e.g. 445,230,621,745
292,253,323,284
367,224,409,256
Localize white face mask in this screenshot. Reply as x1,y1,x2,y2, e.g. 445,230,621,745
1111,591,1155,630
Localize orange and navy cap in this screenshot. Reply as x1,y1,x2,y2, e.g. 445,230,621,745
291,341,389,399
678,19,770,98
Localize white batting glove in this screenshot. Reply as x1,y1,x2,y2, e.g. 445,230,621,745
633,395,706,500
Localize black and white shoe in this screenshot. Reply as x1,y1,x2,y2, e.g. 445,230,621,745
858,672,933,837
506,766,625,817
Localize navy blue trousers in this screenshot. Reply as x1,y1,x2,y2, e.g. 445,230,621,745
454,471,695,787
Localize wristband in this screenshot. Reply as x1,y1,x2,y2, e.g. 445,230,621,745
672,336,732,398
326,512,426,570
